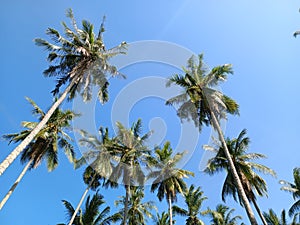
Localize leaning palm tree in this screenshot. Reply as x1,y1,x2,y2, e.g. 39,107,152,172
0,97,76,210
58,191,121,225
173,184,207,225
203,204,243,225
67,127,118,225
148,141,194,225
280,167,300,217
166,54,258,225
204,129,276,225
107,119,151,225
0,8,127,176
115,186,157,225
154,212,173,225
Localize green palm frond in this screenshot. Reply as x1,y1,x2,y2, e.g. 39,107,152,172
60,191,116,225
25,97,45,118
154,212,172,225
263,209,288,225
62,200,76,221
289,199,300,217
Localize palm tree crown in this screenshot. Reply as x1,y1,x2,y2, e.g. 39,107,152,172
166,54,239,131
173,184,207,225
76,127,118,189
35,8,127,102
148,141,194,225
115,186,157,225
263,209,287,225
108,119,151,186
154,212,173,225
58,191,121,225
280,167,300,217
148,141,194,203
203,204,243,225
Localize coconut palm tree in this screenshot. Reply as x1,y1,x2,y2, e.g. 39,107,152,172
0,8,126,176
115,186,157,225
58,191,121,225
0,97,76,210
280,168,300,217
154,212,173,225
166,54,258,225
204,129,276,225
203,204,243,225
173,184,207,225
67,127,118,225
148,141,194,225
107,119,151,225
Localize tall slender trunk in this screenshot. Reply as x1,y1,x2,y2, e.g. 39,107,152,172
252,199,268,225
68,186,90,225
0,78,77,176
0,160,32,210
167,195,173,225
123,184,130,225
210,110,258,225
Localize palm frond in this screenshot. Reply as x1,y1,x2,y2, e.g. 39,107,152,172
25,97,45,118
62,200,76,220
294,30,300,37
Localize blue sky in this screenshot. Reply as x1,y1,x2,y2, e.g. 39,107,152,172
1,0,300,224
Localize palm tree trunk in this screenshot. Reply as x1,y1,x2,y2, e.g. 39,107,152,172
252,199,268,225
168,195,173,225
123,184,130,225
68,186,90,225
210,110,258,225
0,77,78,176
0,160,32,210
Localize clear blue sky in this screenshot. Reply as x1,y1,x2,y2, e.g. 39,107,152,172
1,0,300,224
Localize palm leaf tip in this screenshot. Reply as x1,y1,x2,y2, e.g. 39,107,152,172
294,31,300,37
222,95,239,115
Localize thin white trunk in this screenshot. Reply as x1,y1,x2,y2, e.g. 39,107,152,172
210,110,258,225
168,196,173,225
0,78,77,176
123,184,130,225
68,186,89,225
0,160,32,210
253,199,268,225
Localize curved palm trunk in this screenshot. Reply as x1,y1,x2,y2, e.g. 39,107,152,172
167,195,173,225
0,78,77,176
252,199,268,225
68,186,90,225
0,160,32,210
123,184,130,225
210,110,258,225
